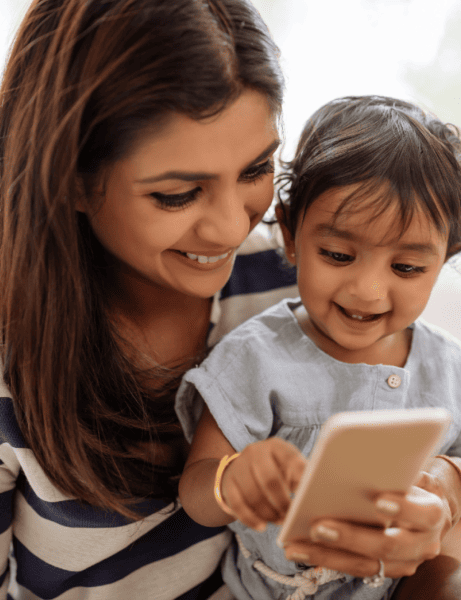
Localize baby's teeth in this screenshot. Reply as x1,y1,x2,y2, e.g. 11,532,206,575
352,315,364,320
198,256,208,264
186,253,197,260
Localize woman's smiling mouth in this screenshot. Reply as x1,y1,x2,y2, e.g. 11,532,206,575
185,251,231,264
172,249,234,267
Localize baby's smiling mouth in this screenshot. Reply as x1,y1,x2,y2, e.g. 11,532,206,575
336,303,386,322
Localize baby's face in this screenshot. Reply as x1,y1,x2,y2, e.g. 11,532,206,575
282,184,449,364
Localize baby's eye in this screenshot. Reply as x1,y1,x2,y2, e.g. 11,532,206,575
150,187,201,210
392,263,426,276
239,159,275,184
319,249,354,263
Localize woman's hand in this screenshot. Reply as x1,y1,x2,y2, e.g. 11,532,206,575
221,437,307,531
283,474,453,580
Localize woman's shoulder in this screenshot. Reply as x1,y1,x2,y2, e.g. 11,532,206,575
221,221,297,298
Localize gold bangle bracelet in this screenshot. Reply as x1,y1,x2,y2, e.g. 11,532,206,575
214,453,241,517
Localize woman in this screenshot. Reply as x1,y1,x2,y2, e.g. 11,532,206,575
0,0,459,598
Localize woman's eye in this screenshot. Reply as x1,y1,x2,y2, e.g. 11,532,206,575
392,263,426,276
150,187,201,210
240,159,275,184
319,249,354,263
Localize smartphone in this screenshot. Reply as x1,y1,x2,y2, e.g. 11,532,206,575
277,407,451,546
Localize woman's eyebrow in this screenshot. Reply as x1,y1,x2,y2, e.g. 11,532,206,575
135,139,281,184
244,138,281,169
313,224,439,255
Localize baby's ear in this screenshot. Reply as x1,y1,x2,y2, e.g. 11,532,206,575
275,203,296,266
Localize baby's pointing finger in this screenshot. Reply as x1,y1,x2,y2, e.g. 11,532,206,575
222,481,267,531
270,439,307,492
250,461,291,517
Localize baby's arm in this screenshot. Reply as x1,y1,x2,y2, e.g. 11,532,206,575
179,405,306,530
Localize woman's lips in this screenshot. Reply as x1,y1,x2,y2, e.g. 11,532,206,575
184,250,231,264
171,249,234,268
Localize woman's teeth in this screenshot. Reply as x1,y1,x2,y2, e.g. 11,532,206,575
185,251,230,264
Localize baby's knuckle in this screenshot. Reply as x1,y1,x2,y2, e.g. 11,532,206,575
264,475,281,493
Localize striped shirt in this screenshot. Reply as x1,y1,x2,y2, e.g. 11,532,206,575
0,223,297,600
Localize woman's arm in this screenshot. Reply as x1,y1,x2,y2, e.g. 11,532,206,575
179,405,306,530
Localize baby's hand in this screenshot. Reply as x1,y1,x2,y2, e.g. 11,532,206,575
220,437,307,531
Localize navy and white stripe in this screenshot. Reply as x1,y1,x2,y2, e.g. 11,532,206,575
0,223,297,599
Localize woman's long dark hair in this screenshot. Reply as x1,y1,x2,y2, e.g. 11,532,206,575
278,96,461,256
0,0,284,518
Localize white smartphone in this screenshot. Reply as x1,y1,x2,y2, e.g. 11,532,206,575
277,407,451,547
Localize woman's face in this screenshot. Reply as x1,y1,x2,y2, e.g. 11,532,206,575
81,90,279,301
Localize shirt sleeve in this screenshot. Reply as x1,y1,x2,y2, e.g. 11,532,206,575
0,445,18,597
176,324,280,451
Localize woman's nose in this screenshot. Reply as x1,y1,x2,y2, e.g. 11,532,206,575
196,190,251,248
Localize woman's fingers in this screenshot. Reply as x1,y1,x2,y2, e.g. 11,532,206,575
380,486,450,533
305,518,441,563
283,486,450,579
285,540,421,579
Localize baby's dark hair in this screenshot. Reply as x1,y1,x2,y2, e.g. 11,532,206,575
277,95,461,257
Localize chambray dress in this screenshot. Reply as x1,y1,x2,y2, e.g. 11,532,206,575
176,298,461,600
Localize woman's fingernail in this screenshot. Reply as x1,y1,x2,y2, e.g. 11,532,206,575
311,524,339,542
376,499,400,515
385,527,401,538
287,553,310,563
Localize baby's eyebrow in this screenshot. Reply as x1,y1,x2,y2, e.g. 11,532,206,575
313,224,356,241
313,224,439,255
395,242,439,256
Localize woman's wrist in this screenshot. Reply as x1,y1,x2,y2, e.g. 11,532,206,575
430,456,461,529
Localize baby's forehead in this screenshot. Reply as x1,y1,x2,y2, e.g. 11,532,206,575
306,200,449,251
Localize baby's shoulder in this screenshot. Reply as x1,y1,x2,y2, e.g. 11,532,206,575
211,298,298,349
415,318,461,355
412,319,461,381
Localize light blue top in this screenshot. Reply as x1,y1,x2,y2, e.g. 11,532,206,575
176,298,461,600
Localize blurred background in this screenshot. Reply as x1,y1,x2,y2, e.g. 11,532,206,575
1,0,460,336
2,0,461,155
